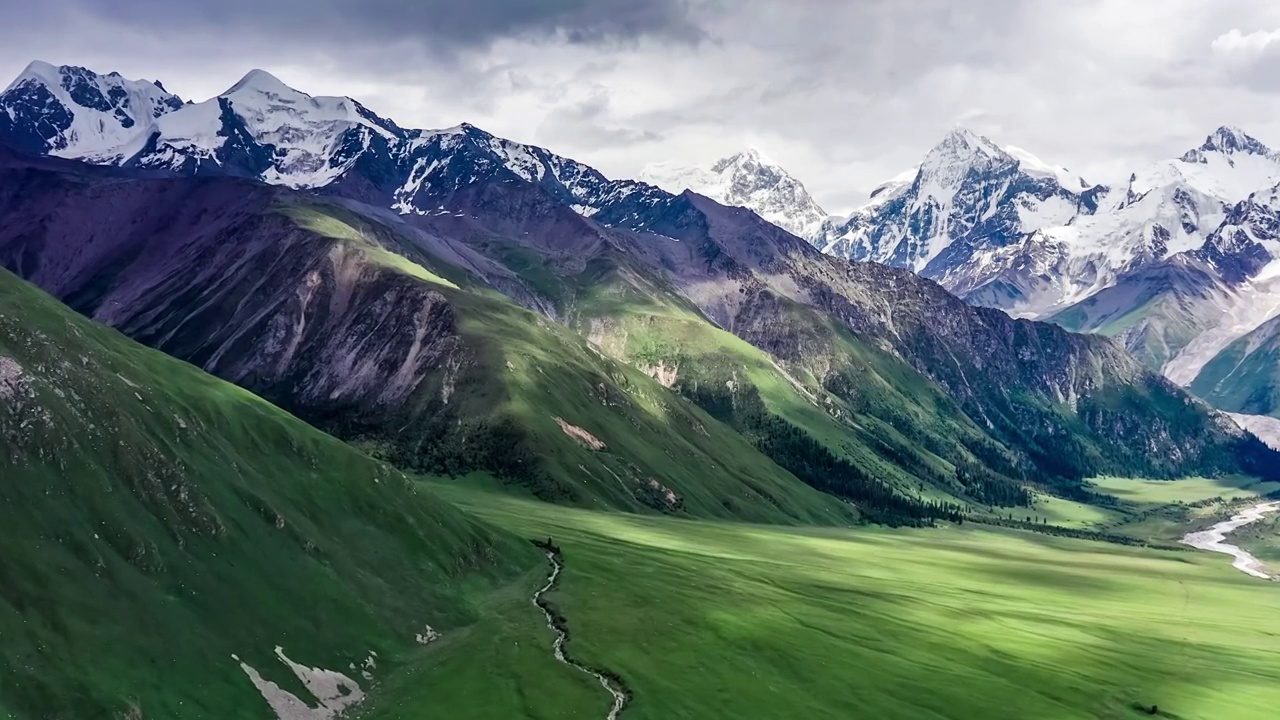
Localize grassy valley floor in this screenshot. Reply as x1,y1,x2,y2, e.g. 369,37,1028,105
360,481,1280,720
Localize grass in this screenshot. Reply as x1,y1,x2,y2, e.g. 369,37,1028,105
275,203,460,288
378,484,1280,720
359,571,606,720
1072,476,1280,543
1005,492,1125,529
1088,476,1280,505
567,260,1011,508
0,269,534,718
1189,326,1280,418
270,200,856,526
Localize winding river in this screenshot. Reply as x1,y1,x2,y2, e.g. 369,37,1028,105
1180,501,1280,580
533,549,629,719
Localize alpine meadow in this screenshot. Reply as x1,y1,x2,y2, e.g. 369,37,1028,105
2,3,1280,718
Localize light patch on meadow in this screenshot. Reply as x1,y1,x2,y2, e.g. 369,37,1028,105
233,646,365,720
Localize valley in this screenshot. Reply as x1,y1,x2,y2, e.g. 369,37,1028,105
361,481,1280,720
0,58,1279,720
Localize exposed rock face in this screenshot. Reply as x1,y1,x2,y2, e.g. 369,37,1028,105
0,153,472,460
555,417,606,451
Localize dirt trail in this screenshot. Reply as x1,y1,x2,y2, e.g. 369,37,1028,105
532,545,629,720
1180,502,1280,580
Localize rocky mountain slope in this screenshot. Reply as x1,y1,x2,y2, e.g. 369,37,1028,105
0,60,185,160
2,62,1275,525
1053,182,1280,419
1189,312,1280,418
637,122,1280,426
0,149,857,524
0,267,532,718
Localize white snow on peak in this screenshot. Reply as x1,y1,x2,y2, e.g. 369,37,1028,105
1198,125,1272,156
638,149,831,239
0,61,183,159
912,129,1013,208
4,60,61,93
222,68,298,97
140,69,400,186
1131,151,1280,206
1005,145,1089,190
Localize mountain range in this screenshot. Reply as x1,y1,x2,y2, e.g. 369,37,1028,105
644,125,1280,428
3,59,1280,719
2,59,1272,515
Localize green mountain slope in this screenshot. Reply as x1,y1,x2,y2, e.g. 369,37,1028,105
279,203,856,525
1190,315,1280,418
0,159,853,525
563,256,1022,516
0,268,533,718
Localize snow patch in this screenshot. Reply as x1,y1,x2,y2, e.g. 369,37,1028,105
233,647,365,720
415,624,441,645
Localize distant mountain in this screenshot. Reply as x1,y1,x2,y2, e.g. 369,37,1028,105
2,61,1274,527
1191,312,1280,417
825,127,1275,319
639,149,832,239
1053,182,1280,407
819,128,1090,282
0,61,184,159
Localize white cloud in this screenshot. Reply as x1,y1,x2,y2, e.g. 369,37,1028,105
1212,28,1280,56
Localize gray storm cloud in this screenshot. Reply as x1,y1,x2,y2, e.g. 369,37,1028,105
4,0,1280,211
50,0,707,47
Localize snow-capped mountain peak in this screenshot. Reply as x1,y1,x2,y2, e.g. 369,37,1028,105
222,68,298,97
710,147,770,173
1190,125,1275,159
933,127,1006,160
638,149,830,238
121,68,408,187
1004,145,1089,191
911,128,1019,205
821,129,1095,285
0,60,184,159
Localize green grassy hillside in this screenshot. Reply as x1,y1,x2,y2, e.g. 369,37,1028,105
0,268,537,719
279,202,857,526
563,260,1016,520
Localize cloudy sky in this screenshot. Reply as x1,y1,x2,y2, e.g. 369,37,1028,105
5,0,1280,213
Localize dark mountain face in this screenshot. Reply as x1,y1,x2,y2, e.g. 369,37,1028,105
1192,193,1280,284
363,134,1275,486
0,80,74,155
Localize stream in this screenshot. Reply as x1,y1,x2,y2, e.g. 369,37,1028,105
1180,501,1280,580
532,548,630,719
